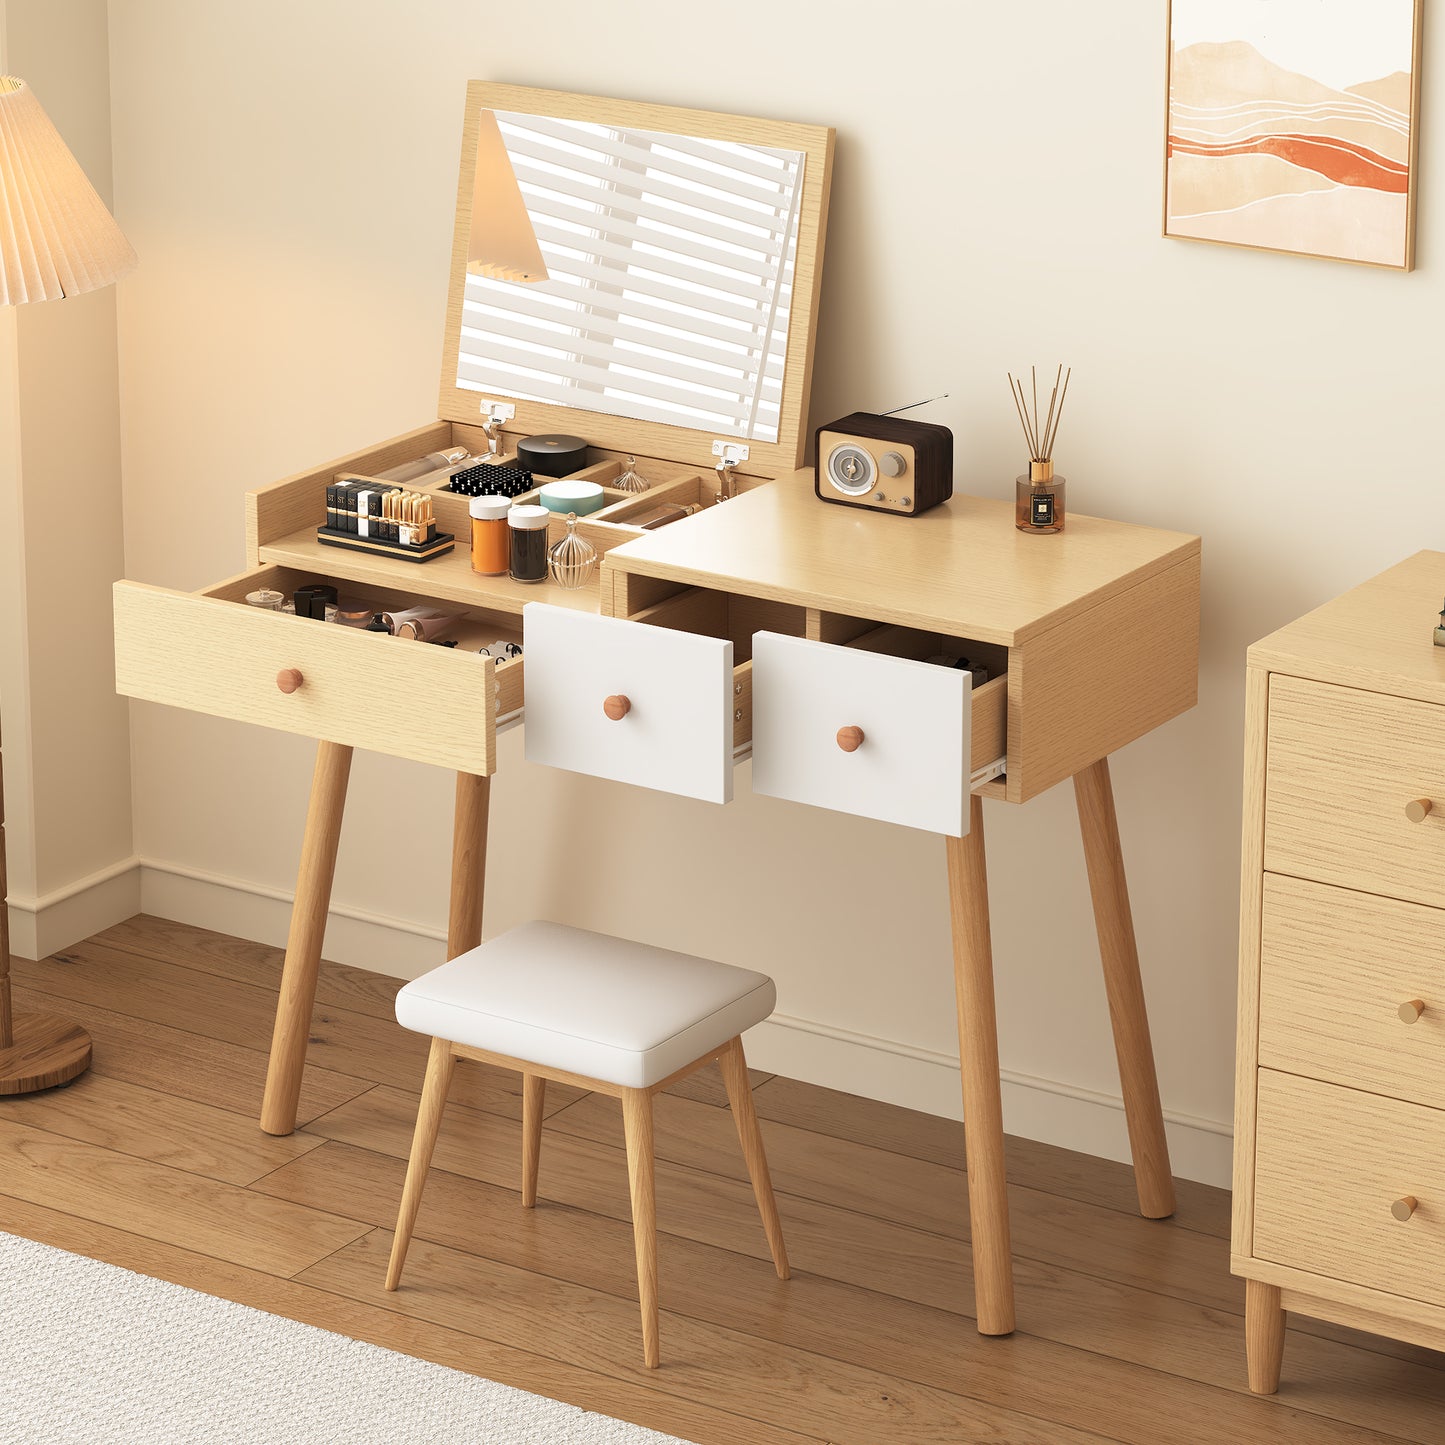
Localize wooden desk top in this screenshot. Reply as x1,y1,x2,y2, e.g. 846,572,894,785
1249,550,1445,706
607,471,1200,646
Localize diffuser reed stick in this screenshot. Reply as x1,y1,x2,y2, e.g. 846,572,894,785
1008,364,1071,463
1009,364,1071,533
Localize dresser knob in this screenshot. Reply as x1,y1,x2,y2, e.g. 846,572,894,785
603,694,631,721
1400,999,1426,1024
1392,1196,1418,1222
836,725,865,753
1406,798,1433,823
276,668,304,694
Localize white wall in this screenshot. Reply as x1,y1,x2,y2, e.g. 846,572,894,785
0,0,137,958
100,0,1445,1186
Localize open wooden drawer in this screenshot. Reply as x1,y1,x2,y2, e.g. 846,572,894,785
522,587,1008,832
114,563,525,777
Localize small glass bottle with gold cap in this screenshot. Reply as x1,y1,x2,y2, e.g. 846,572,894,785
1016,459,1065,533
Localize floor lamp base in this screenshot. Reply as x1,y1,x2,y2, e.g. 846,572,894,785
0,1012,92,1095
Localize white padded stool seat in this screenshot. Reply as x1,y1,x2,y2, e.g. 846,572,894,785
395,921,776,1089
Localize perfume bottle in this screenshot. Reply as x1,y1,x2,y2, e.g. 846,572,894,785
548,513,598,589
1015,459,1065,534
1434,599,1445,647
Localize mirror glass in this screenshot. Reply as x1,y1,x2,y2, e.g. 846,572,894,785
456,109,806,444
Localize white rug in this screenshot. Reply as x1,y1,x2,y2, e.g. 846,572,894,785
0,1232,692,1445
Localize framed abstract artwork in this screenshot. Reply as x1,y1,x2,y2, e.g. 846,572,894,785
1164,0,1422,269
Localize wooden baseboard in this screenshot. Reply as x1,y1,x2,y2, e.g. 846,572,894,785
742,1012,1233,1189
5,857,142,961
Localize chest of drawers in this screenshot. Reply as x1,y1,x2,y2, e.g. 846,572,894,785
1235,550,1445,1391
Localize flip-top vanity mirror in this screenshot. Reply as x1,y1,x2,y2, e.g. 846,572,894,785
439,83,834,479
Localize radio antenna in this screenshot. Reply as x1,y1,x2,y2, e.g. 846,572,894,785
881,393,948,417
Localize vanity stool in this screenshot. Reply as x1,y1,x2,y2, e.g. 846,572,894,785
384,920,790,1368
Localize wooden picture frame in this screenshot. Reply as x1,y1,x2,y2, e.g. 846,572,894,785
1163,0,1423,270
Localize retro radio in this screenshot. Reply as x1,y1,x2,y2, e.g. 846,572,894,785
814,411,953,517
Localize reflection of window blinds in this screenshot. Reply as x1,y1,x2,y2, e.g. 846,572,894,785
457,113,803,444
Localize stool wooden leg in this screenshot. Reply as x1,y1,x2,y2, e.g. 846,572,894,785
1246,1280,1286,1394
447,772,491,959
521,1072,545,1208
719,1036,790,1279
622,1087,660,1368
261,740,352,1136
1074,757,1176,1219
386,1036,456,1291
946,798,1015,1336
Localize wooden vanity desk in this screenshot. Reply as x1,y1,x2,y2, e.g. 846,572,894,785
111,81,1202,1342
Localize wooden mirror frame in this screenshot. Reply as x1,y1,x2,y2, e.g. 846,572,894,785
438,82,835,478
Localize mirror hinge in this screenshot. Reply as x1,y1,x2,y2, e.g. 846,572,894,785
480,401,516,457
713,441,749,500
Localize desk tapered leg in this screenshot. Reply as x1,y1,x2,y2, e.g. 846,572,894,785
946,797,1014,1336
447,772,491,958
1074,756,1176,1219
260,740,353,1136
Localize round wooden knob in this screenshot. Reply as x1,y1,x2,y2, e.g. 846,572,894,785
603,694,631,721
1400,999,1426,1024
276,668,304,694
1406,798,1433,823
836,725,865,753
1392,1195,1418,1222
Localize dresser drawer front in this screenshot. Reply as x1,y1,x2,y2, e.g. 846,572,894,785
1254,1070,1445,1307
750,631,973,836
522,602,734,803
1266,675,1445,910
1260,874,1445,1108
114,578,509,774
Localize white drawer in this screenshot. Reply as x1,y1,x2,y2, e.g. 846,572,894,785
522,602,736,803
751,630,975,836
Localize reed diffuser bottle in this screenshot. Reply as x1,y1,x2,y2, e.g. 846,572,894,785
1009,365,1071,533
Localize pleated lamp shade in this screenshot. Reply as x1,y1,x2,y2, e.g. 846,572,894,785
0,76,138,306
467,109,548,284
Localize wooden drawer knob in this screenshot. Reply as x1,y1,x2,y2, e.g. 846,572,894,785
1392,1196,1418,1222
1406,798,1433,823
836,725,865,753
276,668,304,694
603,694,631,721
1399,999,1426,1024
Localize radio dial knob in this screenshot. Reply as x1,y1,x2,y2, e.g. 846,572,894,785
880,451,907,478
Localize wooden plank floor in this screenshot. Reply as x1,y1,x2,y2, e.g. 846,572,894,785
4,915,1444,1444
